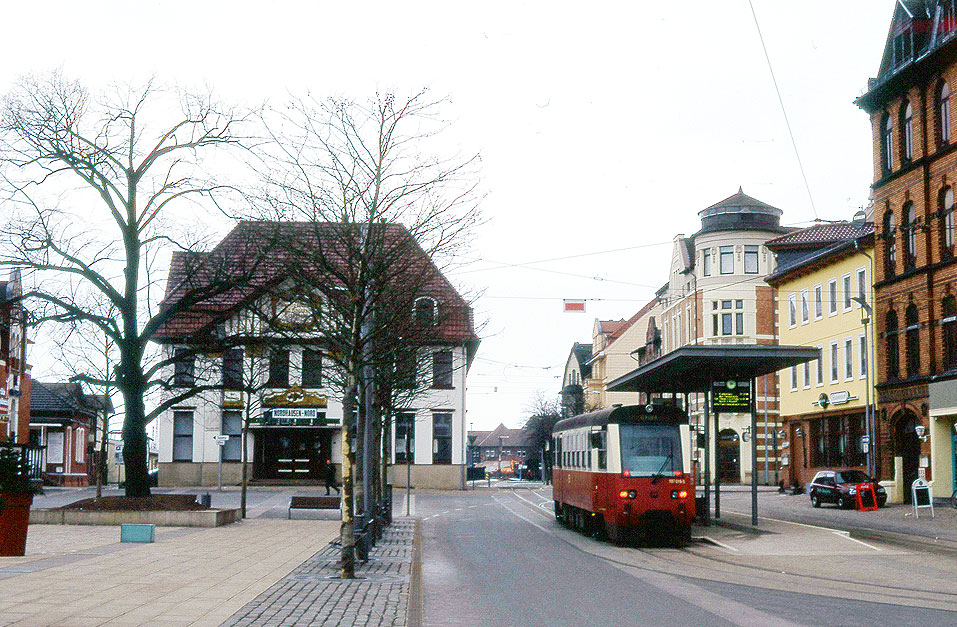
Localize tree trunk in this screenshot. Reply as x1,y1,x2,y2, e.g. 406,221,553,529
340,379,357,579
240,424,249,518
121,373,151,497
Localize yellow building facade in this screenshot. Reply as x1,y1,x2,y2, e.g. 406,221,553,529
767,224,880,493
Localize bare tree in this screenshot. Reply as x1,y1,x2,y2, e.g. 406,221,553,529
523,394,562,482
0,72,257,496
258,91,481,578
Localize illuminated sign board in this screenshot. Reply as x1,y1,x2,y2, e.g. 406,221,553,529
711,380,752,413
252,408,341,427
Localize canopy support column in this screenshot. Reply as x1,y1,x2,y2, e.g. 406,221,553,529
751,378,759,526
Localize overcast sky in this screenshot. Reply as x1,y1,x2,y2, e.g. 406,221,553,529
1,1,897,430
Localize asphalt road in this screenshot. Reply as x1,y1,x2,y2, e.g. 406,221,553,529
416,486,957,626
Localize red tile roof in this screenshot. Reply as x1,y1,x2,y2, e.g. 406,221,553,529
608,298,659,342
154,221,477,345
765,221,874,250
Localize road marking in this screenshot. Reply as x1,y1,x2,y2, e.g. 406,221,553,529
696,536,740,553
832,531,882,551
723,509,882,551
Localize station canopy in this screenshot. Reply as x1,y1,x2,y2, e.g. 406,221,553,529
606,344,820,395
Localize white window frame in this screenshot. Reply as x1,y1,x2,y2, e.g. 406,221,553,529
844,337,854,381
801,288,810,324
788,293,797,328
75,427,85,464
859,333,868,380
828,279,838,316
830,342,840,383
803,359,811,389
720,246,734,274
790,365,798,391
842,273,853,311
856,267,867,306
816,345,824,387
814,284,823,320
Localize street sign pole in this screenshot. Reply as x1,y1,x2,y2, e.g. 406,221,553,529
213,435,229,492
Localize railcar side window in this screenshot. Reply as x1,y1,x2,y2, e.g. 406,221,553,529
598,431,607,469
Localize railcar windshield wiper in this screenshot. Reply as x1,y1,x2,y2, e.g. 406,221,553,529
650,445,674,485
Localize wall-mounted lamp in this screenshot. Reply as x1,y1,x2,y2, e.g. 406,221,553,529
777,429,787,440
794,427,804,438
915,425,928,442
741,427,751,443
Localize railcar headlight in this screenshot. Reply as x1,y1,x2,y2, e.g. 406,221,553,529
628,490,637,499
678,490,688,499
619,490,629,499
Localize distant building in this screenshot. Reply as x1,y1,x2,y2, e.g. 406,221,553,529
766,222,877,492
470,424,535,466
29,382,111,486
856,1,957,500
560,343,592,418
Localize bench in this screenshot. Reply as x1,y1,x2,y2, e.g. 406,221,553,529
288,495,340,519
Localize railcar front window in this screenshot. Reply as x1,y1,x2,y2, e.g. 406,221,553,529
619,425,683,476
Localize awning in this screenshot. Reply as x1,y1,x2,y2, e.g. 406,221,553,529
606,344,821,394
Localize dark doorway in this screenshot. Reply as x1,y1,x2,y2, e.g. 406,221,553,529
253,428,332,481
895,414,921,503
718,428,740,483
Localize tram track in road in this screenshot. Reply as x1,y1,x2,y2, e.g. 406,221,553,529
493,488,957,614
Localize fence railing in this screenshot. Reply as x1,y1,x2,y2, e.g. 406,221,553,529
0,442,45,480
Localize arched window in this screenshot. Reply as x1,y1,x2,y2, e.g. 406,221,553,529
905,303,920,377
941,187,954,259
886,309,900,380
414,296,438,326
901,99,913,162
903,202,917,269
940,82,952,144
882,112,894,173
943,295,957,370
883,209,897,277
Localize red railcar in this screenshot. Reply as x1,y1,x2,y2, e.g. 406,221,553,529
551,404,695,544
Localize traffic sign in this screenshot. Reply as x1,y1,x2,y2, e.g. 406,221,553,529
213,435,230,445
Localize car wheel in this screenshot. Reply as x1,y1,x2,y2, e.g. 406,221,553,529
811,494,821,508
837,496,847,509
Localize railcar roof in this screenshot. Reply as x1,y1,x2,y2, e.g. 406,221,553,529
553,404,687,432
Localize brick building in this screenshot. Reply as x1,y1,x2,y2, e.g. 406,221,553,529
0,269,31,445
856,0,957,500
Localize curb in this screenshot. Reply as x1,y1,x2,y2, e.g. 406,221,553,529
846,526,957,556
407,518,423,627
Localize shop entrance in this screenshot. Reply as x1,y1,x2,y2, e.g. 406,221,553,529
717,428,740,483
253,428,332,481
895,413,921,503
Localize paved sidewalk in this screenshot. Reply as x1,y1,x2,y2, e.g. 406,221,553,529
0,519,338,626
222,518,418,627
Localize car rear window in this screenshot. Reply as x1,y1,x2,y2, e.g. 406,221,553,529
835,470,869,484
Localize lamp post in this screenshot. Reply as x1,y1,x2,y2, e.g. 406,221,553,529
853,295,875,478
467,429,478,489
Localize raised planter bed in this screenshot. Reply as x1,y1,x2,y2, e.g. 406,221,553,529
30,507,241,527
29,495,240,527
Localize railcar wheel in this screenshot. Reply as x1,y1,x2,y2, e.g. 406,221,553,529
605,522,626,546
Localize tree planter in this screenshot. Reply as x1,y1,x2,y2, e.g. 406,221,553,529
0,493,34,556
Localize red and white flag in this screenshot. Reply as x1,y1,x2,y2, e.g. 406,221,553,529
563,299,586,313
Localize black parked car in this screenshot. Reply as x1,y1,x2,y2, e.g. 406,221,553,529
808,470,887,509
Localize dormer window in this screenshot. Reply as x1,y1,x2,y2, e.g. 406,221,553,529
901,100,913,162
892,23,913,67
414,297,438,326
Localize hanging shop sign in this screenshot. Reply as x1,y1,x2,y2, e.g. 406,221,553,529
252,407,341,427
711,380,752,413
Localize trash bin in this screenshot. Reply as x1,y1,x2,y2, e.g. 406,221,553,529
695,496,707,523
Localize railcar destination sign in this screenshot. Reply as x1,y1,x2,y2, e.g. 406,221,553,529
711,380,752,413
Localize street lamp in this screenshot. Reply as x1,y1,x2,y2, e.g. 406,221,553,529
852,295,875,478
467,429,478,489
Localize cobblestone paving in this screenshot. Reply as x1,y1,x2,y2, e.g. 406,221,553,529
222,518,416,627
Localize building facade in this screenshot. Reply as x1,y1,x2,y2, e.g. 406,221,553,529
658,189,791,485
857,1,957,500
154,222,478,490
766,223,878,492
560,342,592,418
0,269,31,445
28,382,110,486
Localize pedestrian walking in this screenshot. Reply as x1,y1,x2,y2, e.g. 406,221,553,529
324,460,340,495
